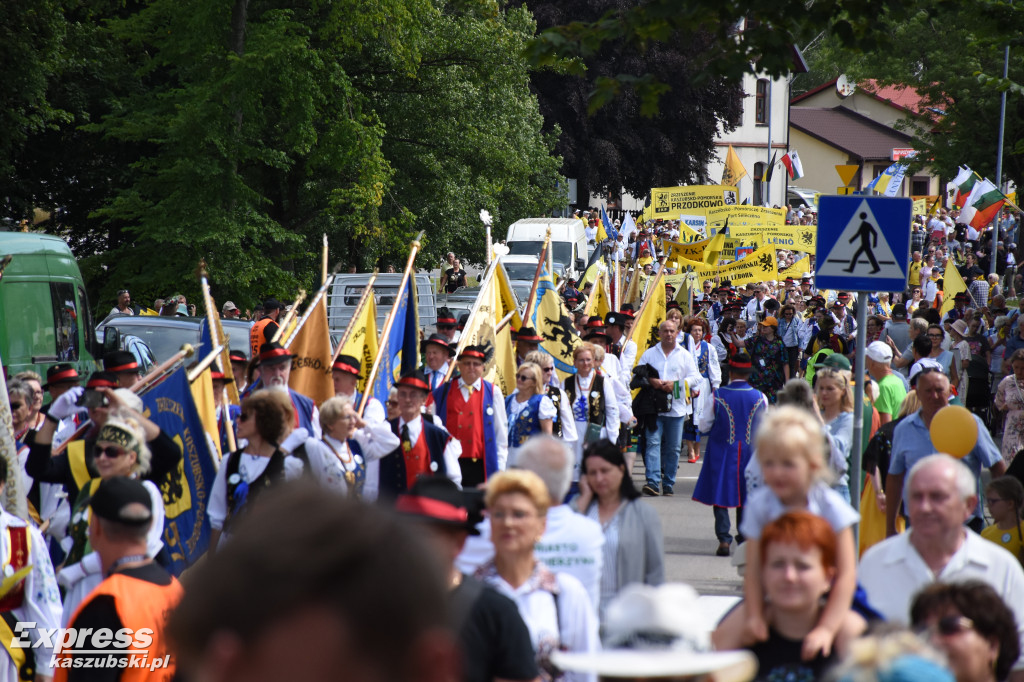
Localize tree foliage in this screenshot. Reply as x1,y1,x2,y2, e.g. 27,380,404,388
795,0,1024,192
524,0,744,201
1,0,564,310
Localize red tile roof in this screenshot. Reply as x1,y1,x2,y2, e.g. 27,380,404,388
789,107,916,161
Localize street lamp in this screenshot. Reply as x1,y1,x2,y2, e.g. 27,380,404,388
480,209,493,265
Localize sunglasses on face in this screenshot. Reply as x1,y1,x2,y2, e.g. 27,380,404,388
9,402,23,410
94,445,128,459
239,412,252,421
918,615,975,637
516,374,533,382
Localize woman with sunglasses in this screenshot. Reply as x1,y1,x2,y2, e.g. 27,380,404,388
208,390,304,552
525,350,578,450
506,362,556,458
925,324,961,392
58,413,166,624
910,581,1019,682
908,286,924,315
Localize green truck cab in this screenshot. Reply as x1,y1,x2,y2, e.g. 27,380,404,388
0,232,101,379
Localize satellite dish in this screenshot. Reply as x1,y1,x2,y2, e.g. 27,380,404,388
836,74,856,98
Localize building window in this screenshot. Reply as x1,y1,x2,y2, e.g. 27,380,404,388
755,79,769,125
911,177,929,196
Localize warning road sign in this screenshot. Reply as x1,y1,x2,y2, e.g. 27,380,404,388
815,196,912,291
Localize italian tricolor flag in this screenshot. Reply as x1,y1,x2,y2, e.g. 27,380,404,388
968,178,1006,229
780,151,804,180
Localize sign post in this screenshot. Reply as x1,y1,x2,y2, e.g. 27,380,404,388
815,196,912,534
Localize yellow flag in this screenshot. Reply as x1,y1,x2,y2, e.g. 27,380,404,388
940,266,968,316
703,231,727,266
913,198,926,215
288,297,335,406
596,220,608,243
531,268,582,383
461,263,522,396
722,145,748,186
780,256,811,279
624,266,643,307
341,295,379,395
584,270,612,320
628,271,667,368
190,368,221,459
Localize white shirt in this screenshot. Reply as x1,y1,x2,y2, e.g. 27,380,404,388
0,510,62,676
398,415,463,488
456,378,509,471
860,529,1024,670
637,342,702,418
340,391,387,500
479,562,600,682
208,452,305,531
456,505,606,612
612,337,637,381
562,372,620,443
601,355,634,424
424,363,450,391
744,295,767,322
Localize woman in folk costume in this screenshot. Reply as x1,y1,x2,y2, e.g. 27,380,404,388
562,343,619,484
208,390,304,552
505,362,556,459
319,394,400,499
692,352,768,557
682,316,721,465
57,412,166,625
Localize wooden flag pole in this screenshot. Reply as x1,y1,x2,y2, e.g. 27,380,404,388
331,270,379,365
441,259,499,385
187,344,226,383
360,232,424,415
283,267,341,348
196,261,240,405
522,228,552,325
270,290,307,344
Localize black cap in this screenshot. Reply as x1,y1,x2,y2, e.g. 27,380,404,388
103,350,140,374
395,369,431,393
395,476,480,535
262,298,283,311
43,363,83,389
257,341,293,366
605,312,625,328
332,355,362,377
420,333,456,357
90,477,153,527
228,350,249,364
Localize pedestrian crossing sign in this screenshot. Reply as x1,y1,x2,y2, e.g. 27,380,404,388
815,196,912,291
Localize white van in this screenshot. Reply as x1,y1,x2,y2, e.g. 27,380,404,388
327,272,436,341
505,218,588,281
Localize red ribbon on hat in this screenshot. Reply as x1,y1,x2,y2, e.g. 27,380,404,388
398,376,431,391
47,368,80,383
333,362,360,375
460,349,485,360
86,378,119,389
106,362,138,372
395,495,469,523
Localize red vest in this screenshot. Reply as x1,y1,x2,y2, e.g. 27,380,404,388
403,428,433,485
447,386,485,460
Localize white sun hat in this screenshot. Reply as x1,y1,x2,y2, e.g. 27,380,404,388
551,584,757,681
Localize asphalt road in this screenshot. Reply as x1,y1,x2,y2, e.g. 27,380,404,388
629,449,744,598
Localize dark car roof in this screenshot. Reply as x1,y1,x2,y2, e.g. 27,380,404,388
97,315,253,363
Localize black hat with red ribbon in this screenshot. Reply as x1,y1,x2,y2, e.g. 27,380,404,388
396,476,480,535
103,350,140,375
43,363,84,389
421,333,456,357
396,369,432,394
332,355,362,378
257,341,294,366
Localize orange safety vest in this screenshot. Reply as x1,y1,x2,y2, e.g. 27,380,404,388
55,571,184,682
250,317,275,357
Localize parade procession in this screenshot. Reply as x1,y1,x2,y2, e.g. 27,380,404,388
6,0,1024,679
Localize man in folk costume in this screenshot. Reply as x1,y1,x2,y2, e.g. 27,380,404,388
514,327,544,367
421,334,455,391
228,350,249,395
380,370,462,498
605,312,636,383
693,351,767,557
436,307,460,345
256,341,321,439
103,350,144,389
0,457,62,682
431,346,508,488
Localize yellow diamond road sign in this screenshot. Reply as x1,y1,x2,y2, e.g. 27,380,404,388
836,165,859,187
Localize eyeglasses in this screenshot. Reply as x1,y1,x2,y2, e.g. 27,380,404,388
918,616,976,637
239,412,252,421
94,445,128,459
516,374,533,382
986,497,1006,506
386,399,399,407
542,367,554,373
116,289,129,295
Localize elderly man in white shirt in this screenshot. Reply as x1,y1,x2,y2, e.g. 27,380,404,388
637,319,702,497
860,454,1024,679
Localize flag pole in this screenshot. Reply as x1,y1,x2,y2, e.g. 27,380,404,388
0,256,27,519
330,270,379,365
196,261,240,405
283,267,341,348
360,232,424,415
523,228,552,324
270,290,307,344
624,268,667,346
187,345,227,383
441,260,499,385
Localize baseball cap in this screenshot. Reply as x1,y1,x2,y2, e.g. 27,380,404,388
222,301,238,313
815,354,851,371
866,341,893,363
909,358,945,386
90,476,153,527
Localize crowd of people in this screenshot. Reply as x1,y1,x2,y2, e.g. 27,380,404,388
5,201,1024,681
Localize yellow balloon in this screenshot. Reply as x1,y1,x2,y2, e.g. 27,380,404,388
929,405,978,458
